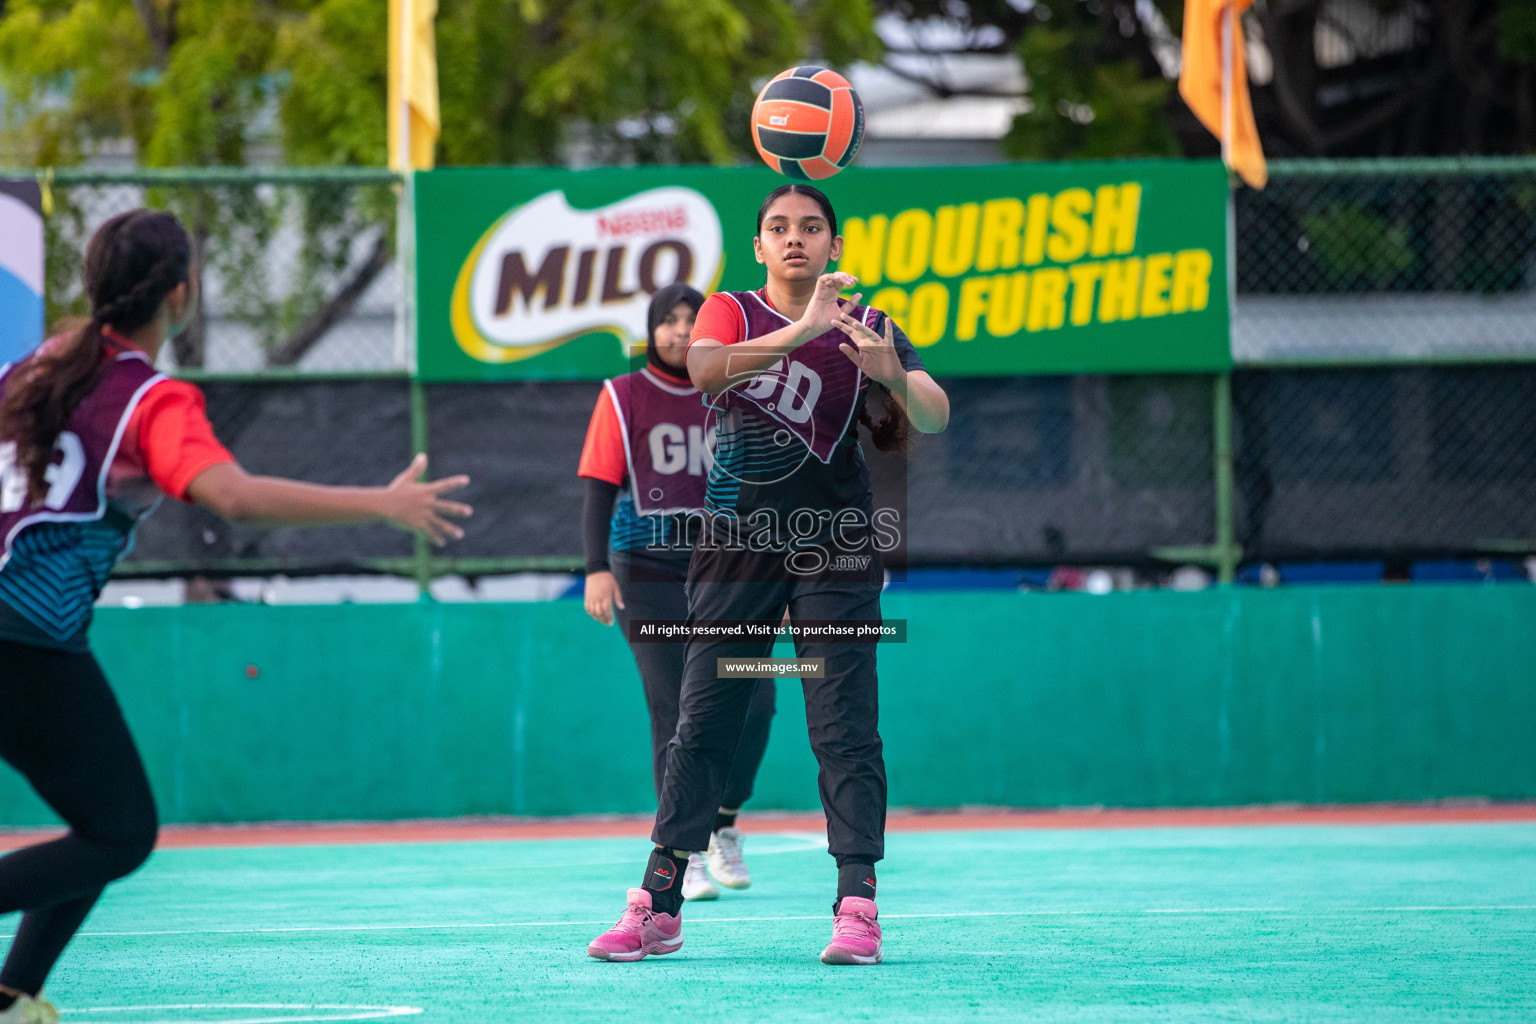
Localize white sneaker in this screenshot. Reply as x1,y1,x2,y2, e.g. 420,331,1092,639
0,994,59,1024
681,852,719,901
707,826,752,889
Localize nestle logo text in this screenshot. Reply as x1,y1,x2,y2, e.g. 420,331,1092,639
597,207,690,238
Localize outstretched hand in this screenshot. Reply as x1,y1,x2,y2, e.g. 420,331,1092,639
835,311,905,387
383,454,473,546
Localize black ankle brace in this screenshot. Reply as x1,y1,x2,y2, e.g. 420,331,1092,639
836,861,877,905
642,848,688,915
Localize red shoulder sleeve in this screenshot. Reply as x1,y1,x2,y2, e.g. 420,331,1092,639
577,385,627,486
129,380,236,501
688,292,746,352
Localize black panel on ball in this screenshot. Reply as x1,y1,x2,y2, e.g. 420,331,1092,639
761,78,833,109
755,128,826,160
778,159,809,180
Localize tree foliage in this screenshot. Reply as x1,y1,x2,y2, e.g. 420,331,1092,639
1004,10,1180,160
0,0,879,168
0,0,877,365
1250,0,1536,157
8,1,1536,168
874,0,1183,161
878,0,1536,160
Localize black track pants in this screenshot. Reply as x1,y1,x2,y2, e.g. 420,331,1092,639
0,639,159,995
612,554,776,809
653,547,886,861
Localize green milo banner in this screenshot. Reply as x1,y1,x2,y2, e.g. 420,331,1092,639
413,160,1230,381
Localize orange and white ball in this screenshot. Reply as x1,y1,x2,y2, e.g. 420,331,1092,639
751,67,865,180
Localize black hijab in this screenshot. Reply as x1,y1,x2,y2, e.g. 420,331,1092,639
645,282,705,377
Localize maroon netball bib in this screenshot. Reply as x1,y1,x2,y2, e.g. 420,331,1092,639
713,290,871,464
604,367,715,514
0,350,165,566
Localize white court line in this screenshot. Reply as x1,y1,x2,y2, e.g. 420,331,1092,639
775,831,831,844
64,1004,421,1024
53,905,1536,938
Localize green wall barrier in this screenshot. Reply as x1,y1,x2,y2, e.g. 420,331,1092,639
1,585,1532,826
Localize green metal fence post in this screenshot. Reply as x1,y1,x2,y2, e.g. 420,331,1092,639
1215,180,1239,586
399,169,433,598
410,378,432,596
1214,372,1237,585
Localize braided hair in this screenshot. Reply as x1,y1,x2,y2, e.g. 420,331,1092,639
0,209,191,504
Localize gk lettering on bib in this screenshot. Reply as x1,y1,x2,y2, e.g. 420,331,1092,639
603,368,715,514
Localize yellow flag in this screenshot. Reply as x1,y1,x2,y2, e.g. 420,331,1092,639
1179,0,1266,189
388,0,439,171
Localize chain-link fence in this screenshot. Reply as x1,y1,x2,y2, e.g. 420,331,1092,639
1234,158,1536,365
1233,364,1536,564
37,168,401,373
10,160,1535,582
121,374,1221,577
1231,158,1536,569
124,379,417,576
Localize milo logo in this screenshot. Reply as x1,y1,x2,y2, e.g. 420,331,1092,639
450,189,724,364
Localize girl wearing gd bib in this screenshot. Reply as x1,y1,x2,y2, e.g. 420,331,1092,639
0,210,472,1022
579,284,777,901
588,184,950,965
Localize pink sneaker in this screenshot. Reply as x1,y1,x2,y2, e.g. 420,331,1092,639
820,896,883,965
587,888,683,962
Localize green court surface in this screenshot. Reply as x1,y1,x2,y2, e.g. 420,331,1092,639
28,823,1536,1023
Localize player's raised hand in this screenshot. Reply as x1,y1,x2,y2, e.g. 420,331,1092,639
835,312,905,387
383,454,473,547
799,272,860,337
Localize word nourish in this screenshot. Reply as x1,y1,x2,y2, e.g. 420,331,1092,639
836,183,1215,345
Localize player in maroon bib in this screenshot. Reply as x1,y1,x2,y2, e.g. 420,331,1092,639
578,285,776,900
0,346,162,551
0,210,472,1018
588,185,950,966
709,289,876,465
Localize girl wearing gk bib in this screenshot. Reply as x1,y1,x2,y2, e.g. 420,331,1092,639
588,185,950,965
579,284,777,901
0,210,472,1022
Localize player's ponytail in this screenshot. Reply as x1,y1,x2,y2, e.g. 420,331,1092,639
860,387,910,456
0,209,191,504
